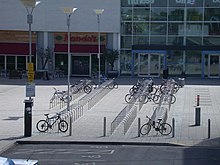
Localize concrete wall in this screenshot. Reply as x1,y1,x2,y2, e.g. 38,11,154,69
0,0,120,33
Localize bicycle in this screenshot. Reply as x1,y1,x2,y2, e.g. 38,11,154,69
36,113,68,133
140,116,172,136
50,87,72,103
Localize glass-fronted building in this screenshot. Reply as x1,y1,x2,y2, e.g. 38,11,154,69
120,0,220,78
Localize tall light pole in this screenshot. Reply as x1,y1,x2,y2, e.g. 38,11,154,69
61,7,77,112
19,0,41,64
94,9,104,86
19,0,41,137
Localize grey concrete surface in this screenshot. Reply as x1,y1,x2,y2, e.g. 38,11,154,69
0,76,220,153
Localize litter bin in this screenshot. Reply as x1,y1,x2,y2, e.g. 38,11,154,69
24,98,33,137
178,78,185,87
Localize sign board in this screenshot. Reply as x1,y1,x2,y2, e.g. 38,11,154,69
28,71,35,82
26,83,35,97
28,63,34,71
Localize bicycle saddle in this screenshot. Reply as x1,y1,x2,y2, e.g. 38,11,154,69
44,113,49,116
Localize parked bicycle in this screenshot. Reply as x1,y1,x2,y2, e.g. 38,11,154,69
140,116,172,136
70,79,93,94
36,113,68,133
50,87,72,103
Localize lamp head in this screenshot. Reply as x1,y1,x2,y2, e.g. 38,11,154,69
61,7,77,14
19,0,41,8
94,9,104,15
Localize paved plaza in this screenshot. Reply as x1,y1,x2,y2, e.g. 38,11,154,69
0,76,220,153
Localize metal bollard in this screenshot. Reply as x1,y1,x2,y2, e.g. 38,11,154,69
208,119,211,139
195,107,201,126
103,117,106,137
172,118,175,138
196,95,200,106
69,115,72,136
138,118,141,137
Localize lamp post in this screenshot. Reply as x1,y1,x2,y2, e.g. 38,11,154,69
61,7,77,112
94,9,104,86
19,0,40,137
19,0,41,63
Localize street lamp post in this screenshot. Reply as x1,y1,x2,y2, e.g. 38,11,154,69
19,0,40,137
94,9,104,86
61,7,77,113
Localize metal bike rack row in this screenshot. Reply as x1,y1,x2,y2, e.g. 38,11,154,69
78,79,114,111
49,95,67,109
122,106,137,135
150,106,168,124
110,104,134,135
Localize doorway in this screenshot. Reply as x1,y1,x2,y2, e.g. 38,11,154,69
138,53,161,77
72,55,90,76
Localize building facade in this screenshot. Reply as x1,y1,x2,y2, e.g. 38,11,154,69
121,0,220,78
0,0,120,77
1,0,220,78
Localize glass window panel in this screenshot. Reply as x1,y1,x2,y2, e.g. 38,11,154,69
151,0,167,7
151,8,167,21
121,22,132,35
204,8,220,21
6,56,15,71
55,54,68,75
186,37,202,45
205,0,220,7
133,22,149,35
121,36,133,48
133,36,149,45
17,56,26,70
120,50,132,75
186,23,202,36
185,51,202,76
167,50,183,75
133,8,150,21
168,23,184,35
121,8,132,21
0,56,5,70
187,8,203,21
150,36,166,45
151,23,167,35
169,0,185,7
204,23,220,35
203,37,220,45
168,36,184,45
168,8,184,21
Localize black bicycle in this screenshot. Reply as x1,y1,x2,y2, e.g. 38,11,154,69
140,116,172,136
36,113,68,133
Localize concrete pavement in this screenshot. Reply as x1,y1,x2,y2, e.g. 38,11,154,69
1,76,220,154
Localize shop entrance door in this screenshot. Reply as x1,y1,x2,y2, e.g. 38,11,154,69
208,54,220,78
72,55,90,76
138,53,161,77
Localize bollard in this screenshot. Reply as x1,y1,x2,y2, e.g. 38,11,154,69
103,117,106,137
208,119,211,139
196,95,200,106
172,118,175,138
138,118,141,137
195,107,201,126
69,115,72,136
24,98,33,137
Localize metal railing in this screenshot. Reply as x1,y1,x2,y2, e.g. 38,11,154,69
123,106,137,135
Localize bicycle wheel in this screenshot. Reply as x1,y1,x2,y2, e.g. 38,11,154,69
140,123,151,135
170,94,176,104
159,123,172,136
59,120,68,132
139,94,147,103
84,85,92,94
114,82,118,89
108,82,115,89
63,94,72,103
36,120,49,132
152,94,160,104
125,94,135,103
